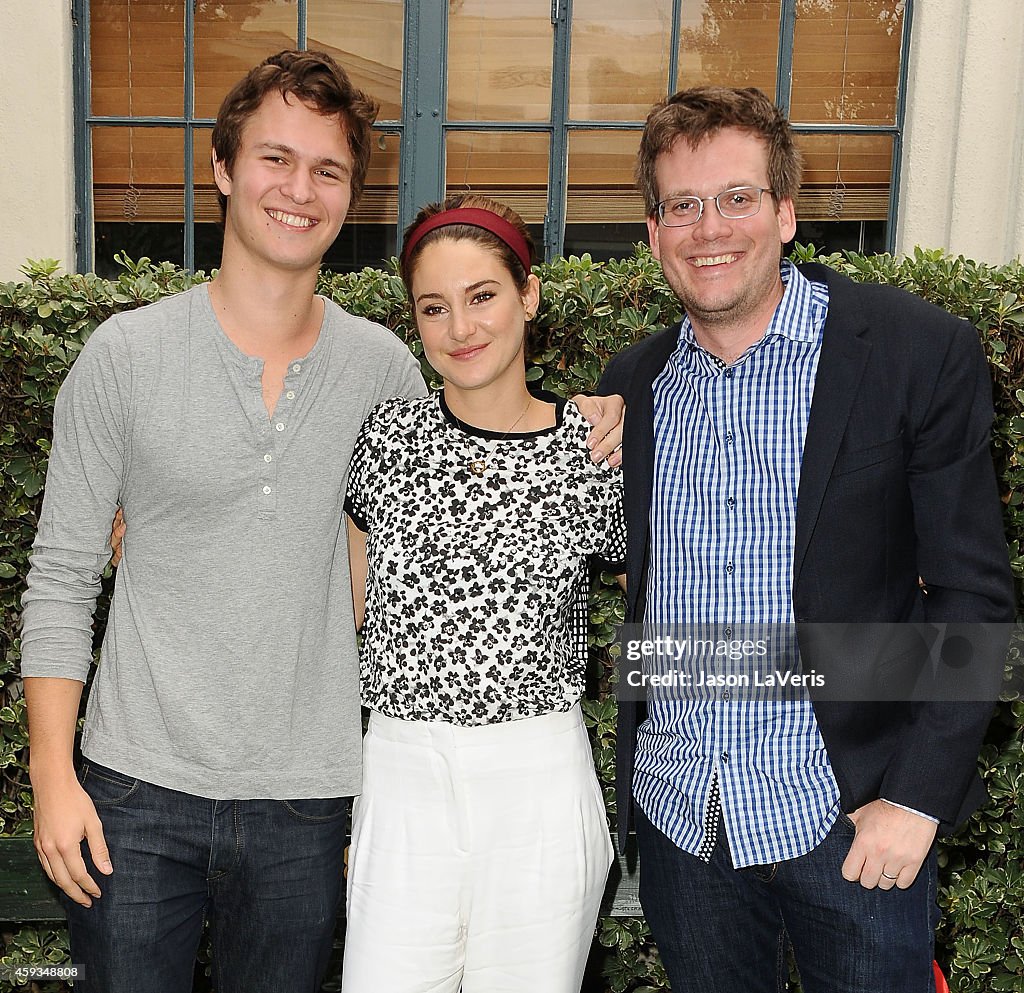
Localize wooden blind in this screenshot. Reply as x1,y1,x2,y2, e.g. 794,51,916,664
91,0,902,226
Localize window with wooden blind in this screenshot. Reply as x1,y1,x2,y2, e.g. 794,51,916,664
77,0,911,274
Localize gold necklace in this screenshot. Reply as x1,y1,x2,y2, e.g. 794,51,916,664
448,397,532,476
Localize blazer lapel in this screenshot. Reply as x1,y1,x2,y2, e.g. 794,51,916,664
624,326,680,619
794,268,871,585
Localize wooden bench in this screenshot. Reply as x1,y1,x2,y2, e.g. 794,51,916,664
0,835,641,922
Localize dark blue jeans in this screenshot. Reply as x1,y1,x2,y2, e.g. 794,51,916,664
635,805,939,993
65,760,348,993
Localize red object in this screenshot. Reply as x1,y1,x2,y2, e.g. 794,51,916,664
400,207,533,273
933,960,950,993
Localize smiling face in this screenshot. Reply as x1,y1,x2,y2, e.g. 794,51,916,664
647,126,797,338
409,237,540,399
213,91,354,277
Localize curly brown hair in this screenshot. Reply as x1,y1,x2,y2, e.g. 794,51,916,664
211,50,379,219
636,86,802,216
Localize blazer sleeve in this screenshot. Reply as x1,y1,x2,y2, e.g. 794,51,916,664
880,318,1014,823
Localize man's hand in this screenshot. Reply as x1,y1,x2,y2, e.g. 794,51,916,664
840,799,938,890
572,393,625,466
109,508,125,567
31,767,113,907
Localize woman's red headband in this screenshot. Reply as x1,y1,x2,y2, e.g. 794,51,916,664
401,207,533,276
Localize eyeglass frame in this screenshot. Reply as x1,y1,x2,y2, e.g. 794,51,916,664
653,186,776,227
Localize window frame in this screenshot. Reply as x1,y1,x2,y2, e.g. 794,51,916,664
73,0,914,273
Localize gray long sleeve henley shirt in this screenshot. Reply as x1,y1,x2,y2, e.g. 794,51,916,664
21,284,425,799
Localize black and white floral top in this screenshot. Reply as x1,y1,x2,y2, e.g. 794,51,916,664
345,392,626,726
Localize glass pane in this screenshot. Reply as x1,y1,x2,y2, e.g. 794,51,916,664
567,130,646,225
96,223,185,277
570,0,672,121
791,0,905,126
445,132,550,224
794,219,886,255
194,0,298,119
677,1,781,95
193,127,218,225
194,223,225,275
323,224,399,273
309,0,404,121
351,130,401,223
92,126,185,221
794,132,893,220
448,0,552,122
92,126,184,273
90,0,185,117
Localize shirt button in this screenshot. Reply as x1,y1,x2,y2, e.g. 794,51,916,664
726,563,734,575
727,497,735,508
724,369,733,378
275,423,284,432
286,391,295,400
722,690,731,701
264,453,273,463
724,627,733,638
726,433,734,444
262,485,272,495
721,751,730,763
292,363,302,373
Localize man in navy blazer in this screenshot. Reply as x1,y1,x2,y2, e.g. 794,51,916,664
599,87,1013,993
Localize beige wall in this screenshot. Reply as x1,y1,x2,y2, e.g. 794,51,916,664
0,1,76,282
898,0,1024,264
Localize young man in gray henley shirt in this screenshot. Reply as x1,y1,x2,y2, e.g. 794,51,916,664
20,51,622,992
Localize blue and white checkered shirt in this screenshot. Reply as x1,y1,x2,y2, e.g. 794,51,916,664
635,261,841,868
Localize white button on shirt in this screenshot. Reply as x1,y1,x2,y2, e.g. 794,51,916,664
264,454,272,463
286,391,295,400
292,363,302,373
263,486,272,495
275,423,284,432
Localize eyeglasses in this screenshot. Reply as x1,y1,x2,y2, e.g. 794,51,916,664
655,186,774,227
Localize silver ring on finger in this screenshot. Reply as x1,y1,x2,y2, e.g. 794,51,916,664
880,869,899,880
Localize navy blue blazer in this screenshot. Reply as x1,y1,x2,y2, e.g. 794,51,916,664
599,262,1015,850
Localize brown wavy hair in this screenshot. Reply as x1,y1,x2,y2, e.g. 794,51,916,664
211,50,379,219
636,86,802,216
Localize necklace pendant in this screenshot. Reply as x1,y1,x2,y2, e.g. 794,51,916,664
469,458,488,476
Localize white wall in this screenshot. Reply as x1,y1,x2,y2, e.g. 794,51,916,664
0,1,76,282
898,0,1024,264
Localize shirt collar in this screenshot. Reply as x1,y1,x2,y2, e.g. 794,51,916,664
674,260,825,359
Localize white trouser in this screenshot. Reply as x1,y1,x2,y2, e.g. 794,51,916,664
341,704,614,993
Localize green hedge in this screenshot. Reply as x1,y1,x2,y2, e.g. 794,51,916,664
1,248,1023,992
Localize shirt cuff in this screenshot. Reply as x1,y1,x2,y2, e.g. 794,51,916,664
880,797,940,824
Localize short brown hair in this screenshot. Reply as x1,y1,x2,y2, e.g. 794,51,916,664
211,50,379,218
636,86,802,215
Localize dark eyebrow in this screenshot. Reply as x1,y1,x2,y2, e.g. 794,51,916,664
256,142,350,173
414,279,500,305
664,182,759,198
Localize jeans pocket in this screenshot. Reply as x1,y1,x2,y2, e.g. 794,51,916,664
280,797,349,823
836,810,858,833
79,761,141,807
